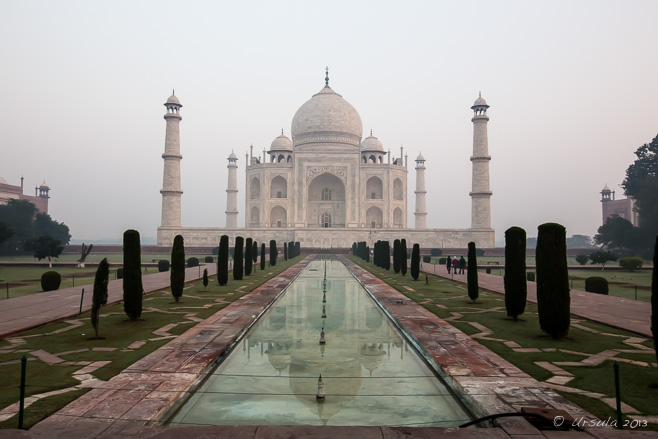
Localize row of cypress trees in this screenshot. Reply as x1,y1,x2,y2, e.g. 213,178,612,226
352,241,370,262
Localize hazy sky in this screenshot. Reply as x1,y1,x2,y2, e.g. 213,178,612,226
1,1,656,244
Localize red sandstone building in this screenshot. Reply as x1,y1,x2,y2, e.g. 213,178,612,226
0,175,50,214
600,184,638,226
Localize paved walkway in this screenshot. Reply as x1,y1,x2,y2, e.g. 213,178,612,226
0,264,219,339
420,263,652,338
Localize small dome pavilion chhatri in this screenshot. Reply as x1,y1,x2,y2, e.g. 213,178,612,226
157,69,495,249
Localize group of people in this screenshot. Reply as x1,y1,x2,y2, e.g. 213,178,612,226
446,256,466,274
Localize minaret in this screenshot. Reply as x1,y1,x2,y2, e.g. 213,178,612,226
414,152,427,228
470,93,492,229
226,151,238,228
160,91,183,227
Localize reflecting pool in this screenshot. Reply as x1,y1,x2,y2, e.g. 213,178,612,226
169,258,470,427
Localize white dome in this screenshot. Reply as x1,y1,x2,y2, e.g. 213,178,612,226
602,184,611,192
0,176,7,185
228,151,237,159
166,94,181,106
291,85,363,147
360,134,383,152
416,152,425,161
472,93,488,108
270,133,293,151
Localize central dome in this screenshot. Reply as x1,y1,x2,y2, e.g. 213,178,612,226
291,85,363,148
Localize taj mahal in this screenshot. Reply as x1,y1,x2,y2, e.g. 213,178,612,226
157,71,495,249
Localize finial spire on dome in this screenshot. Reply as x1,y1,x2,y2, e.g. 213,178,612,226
370,129,373,136
281,128,284,135
173,89,175,95
325,66,329,86
479,91,481,98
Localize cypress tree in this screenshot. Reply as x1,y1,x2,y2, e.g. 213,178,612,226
651,236,657,363
170,234,185,303
123,229,143,320
393,239,401,273
467,242,479,302
91,257,109,339
202,268,208,291
411,243,420,280
536,223,570,340
400,239,408,276
373,241,380,267
245,237,253,276
504,227,527,321
217,235,229,286
253,241,258,264
270,240,277,266
260,243,266,270
352,242,357,256
383,241,391,270
365,246,370,263
284,242,288,261
233,236,244,280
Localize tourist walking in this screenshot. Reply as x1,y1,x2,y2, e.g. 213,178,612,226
459,256,466,274
446,256,452,274
452,257,459,274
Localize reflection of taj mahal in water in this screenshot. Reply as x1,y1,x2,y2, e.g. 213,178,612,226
157,70,495,248
171,259,468,426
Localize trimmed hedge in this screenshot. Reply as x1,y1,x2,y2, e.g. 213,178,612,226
41,271,61,292
204,256,214,263
430,248,442,256
504,226,527,321
422,255,431,263
585,277,609,295
536,222,570,339
438,257,447,265
527,272,535,282
157,260,170,272
619,257,643,271
117,268,124,279
187,257,199,268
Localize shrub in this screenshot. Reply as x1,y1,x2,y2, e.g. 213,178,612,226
536,223,570,339
260,243,266,270
393,239,401,273
575,254,589,266
233,236,244,280
217,235,229,286
619,257,643,271
423,255,431,263
91,258,109,338
651,236,658,360
411,244,420,280
284,242,288,261
400,239,407,276
158,259,170,272
476,248,485,257
527,272,535,282
187,257,199,268
485,268,491,274
585,276,609,295
245,237,253,276
211,246,219,255
117,268,124,279
430,248,442,256
123,229,143,321
589,250,617,269
438,257,447,265
40,271,61,292
204,256,214,263
504,226,527,321
270,240,277,266
171,235,185,303
467,242,479,302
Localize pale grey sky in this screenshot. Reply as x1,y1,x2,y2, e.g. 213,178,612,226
1,0,656,244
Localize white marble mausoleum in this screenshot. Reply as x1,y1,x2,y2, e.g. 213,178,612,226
157,72,495,249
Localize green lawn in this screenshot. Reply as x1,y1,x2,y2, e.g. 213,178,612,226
349,256,658,430
0,256,300,430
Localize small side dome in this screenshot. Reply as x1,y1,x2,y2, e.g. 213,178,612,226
416,152,425,161
228,151,237,159
0,176,7,185
360,133,383,152
166,91,181,106
270,132,293,151
472,93,489,108
601,184,611,192
39,181,50,189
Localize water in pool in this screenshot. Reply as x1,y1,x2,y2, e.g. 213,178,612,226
169,258,470,427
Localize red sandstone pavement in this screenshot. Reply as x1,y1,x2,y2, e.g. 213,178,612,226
0,263,219,339
420,263,652,339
